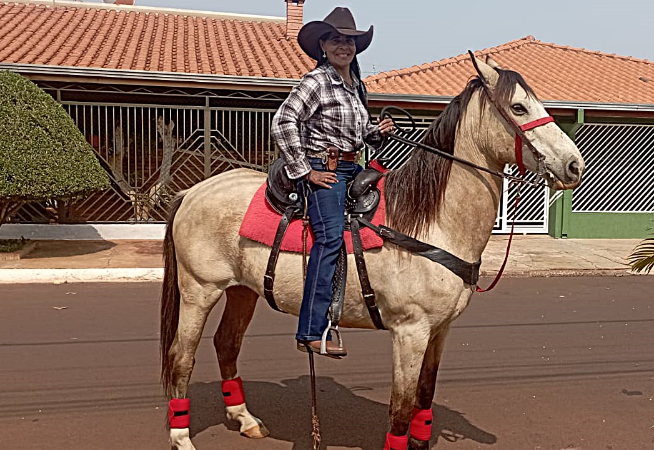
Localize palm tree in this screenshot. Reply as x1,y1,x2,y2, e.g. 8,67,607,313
629,231,654,274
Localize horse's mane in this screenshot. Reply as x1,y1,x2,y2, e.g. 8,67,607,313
384,69,537,238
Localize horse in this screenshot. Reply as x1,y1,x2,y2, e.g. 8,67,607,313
159,56,584,450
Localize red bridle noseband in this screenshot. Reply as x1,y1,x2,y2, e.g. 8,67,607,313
514,116,555,175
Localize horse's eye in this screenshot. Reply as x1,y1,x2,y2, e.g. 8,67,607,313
511,104,527,115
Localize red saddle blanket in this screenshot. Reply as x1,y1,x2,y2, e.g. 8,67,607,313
239,179,386,254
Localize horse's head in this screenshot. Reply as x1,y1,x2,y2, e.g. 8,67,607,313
472,56,584,190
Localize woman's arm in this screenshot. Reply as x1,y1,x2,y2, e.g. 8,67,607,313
271,75,322,179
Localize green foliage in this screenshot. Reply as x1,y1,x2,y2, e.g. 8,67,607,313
0,70,109,201
629,233,654,274
0,238,26,253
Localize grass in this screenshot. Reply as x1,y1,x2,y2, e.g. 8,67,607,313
0,238,28,253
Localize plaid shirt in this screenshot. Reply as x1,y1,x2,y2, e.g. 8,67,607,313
271,63,383,179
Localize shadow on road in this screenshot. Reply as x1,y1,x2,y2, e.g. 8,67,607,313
188,376,497,449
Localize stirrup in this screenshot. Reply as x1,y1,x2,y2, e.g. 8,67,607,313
320,320,343,355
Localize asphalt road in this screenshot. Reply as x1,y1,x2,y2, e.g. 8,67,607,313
1,277,653,450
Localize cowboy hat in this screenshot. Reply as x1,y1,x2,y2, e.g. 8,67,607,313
298,7,374,61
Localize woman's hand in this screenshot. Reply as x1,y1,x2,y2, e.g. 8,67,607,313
378,118,396,137
307,170,338,189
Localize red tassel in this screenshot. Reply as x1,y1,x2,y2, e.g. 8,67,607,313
168,398,190,429
383,432,408,450
222,377,245,406
410,408,433,441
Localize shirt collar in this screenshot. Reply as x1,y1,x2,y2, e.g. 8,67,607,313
324,63,360,92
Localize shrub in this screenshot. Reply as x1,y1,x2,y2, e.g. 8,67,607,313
0,70,109,225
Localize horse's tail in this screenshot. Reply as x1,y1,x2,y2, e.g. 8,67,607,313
160,192,186,398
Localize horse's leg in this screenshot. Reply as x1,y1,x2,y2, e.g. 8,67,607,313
386,324,432,450
168,277,223,450
409,326,450,450
214,286,270,439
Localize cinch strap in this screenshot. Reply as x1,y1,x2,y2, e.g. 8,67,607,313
410,408,433,441
383,432,408,450
514,116,554,175
222,377,245,407
168,398,190,429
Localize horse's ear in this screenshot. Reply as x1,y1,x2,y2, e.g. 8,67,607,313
485,56,503,70
472,56,499,89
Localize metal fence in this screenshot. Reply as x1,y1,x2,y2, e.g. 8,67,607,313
573,123,654,213
13,99,549,232
17,101,277,223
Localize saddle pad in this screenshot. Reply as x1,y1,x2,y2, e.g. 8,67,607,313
239,179,386,254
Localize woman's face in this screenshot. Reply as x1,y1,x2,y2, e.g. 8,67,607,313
320,32,356,70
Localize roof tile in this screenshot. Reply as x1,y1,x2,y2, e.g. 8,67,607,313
0,1,314,79
365,36,654,104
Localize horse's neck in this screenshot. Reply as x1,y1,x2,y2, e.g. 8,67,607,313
428,122,504,262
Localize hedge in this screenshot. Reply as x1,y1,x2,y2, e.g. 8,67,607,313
0,70,109,201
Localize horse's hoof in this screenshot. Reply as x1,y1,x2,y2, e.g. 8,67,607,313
408,436,430,450
241,424,270,439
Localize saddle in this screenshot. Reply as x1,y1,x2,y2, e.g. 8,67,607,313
263,158,386,332
264,158,382,221
262,158,482,335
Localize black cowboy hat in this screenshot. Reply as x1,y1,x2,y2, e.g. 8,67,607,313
298,7,374,61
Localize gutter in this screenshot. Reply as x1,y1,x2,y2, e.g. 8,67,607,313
369,93,654,112
0,63,300,89
3,62,654,113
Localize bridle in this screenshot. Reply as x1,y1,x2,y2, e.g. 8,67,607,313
468,51,554,177
380,51,556,185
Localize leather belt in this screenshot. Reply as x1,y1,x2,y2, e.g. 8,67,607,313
338,151,361,162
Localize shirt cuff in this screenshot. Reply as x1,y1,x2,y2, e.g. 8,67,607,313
284,157,312,180
366,126,385,150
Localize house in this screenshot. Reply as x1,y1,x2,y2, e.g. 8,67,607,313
1,0,651,238
0,0,313,224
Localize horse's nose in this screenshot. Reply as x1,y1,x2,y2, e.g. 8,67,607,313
566,157,583,182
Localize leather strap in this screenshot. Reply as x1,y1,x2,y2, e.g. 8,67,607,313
339,151,361,162
264,205,300,313
350,218,386,330
328,243,347,326
356,218,481,286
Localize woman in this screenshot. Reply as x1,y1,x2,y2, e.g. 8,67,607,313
271,7,395,357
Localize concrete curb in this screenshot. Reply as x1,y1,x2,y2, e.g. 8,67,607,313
0,268,164,284
480,268,635,278
0,267,644,284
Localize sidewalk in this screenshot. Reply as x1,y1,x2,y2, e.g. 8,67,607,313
0,236,644,283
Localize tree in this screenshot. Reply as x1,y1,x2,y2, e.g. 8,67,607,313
0,70,109,228
629,231,654,274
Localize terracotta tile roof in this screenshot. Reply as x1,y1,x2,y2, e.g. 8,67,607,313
365,36,654,105
0,0,315,80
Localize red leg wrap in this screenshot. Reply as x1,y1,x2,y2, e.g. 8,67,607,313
221,377,245,407
383,432,408,450
168,398,190,429
410,408,433,441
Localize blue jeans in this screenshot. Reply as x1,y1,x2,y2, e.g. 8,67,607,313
295,158,361,342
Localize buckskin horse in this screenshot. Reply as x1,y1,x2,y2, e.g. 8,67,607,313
159,56,584,450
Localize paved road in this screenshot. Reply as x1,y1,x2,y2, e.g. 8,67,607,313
1,277,653,450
